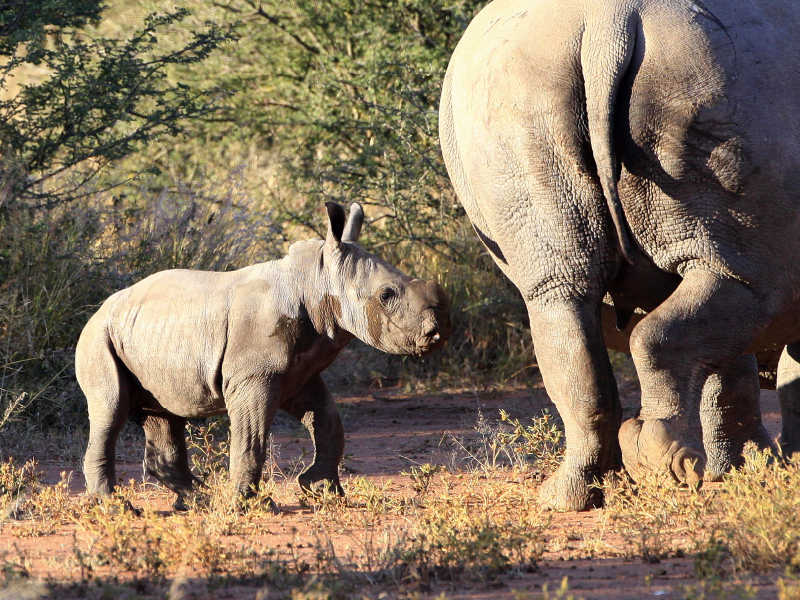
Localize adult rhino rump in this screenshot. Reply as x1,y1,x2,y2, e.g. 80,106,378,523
441,0,800,511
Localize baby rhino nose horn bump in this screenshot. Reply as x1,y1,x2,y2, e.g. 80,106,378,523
426,280,448,305
423,324,440,343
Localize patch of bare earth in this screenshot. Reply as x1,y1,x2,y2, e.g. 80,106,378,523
0,385,792,599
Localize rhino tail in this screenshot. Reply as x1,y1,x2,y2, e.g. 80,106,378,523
581,6,639,266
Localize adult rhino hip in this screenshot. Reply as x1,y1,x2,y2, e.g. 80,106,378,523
441,0,800,510
76,202,450,511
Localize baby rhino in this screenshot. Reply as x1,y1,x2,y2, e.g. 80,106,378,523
76,202,450,510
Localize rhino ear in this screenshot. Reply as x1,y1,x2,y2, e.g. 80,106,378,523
342,202,364,243
325,202,347,249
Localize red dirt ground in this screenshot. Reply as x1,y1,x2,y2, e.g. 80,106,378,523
1,385,787,599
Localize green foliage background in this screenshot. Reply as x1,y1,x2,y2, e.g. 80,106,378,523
0,0,535,440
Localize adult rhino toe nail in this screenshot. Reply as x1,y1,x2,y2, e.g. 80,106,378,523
619,418,644,477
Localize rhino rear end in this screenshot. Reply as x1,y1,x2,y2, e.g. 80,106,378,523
76,291,133,497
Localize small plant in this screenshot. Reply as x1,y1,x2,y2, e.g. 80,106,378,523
602,469,712,562
401,463,441,501
497,409,564,475
693,536,728,579
442,410,565,475
347,477,400,515
511,576,580,600
0,547,47,599
680,579,757,600
186,420,231,479
390,498,546,583
0,457,39,519
716,448,800,572
778,576,800,600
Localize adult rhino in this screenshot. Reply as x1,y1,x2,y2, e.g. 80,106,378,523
441,0,800,510
76,202,450,511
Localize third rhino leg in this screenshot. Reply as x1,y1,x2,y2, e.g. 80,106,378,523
622,269,767,485
701,353,773,481
140,410,201,511
777,343,800,457
530,300,622,512
282,374,345,496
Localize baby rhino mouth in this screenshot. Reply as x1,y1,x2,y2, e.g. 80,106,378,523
413,307,451,356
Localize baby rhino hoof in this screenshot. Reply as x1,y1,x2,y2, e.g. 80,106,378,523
538,463,603,512
298,468,345,499
298,477,345,499
619,418,705,488
173,490,210,513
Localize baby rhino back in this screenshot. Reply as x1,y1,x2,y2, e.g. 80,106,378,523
95,267,277,418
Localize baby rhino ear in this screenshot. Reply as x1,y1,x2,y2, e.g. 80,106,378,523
342,202,364,243
325,202,347,250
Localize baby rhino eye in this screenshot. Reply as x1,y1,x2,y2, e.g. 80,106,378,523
379,288,397,304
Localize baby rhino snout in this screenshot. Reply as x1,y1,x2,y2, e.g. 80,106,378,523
411,280,451,354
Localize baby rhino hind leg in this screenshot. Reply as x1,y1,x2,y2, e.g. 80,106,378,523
138,410,202,511
283,375,345,497
77,335,131,500
778,343,800,457
702,354,773,481
622,270,767,485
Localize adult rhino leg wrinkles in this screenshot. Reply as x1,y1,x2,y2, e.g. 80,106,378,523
530,300,623,511
701,353,773,480
623,269,768,485
283,374,345,496
777,343,800,457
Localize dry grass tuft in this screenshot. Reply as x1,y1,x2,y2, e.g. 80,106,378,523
716,447,800,572
601,469,714,563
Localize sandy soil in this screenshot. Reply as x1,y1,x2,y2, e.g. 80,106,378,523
0,385,787,599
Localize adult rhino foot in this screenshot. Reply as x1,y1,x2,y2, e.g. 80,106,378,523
234,491,281,515
619,418,705,488
172,477,209,512
705,424,775,482
538,463,603,512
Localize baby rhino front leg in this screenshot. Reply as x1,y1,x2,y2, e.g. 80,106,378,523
283,375,345,497
227,381,280,505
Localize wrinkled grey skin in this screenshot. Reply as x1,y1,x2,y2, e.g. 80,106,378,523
76,202,450,510
602,305,776,481
441,0,800,510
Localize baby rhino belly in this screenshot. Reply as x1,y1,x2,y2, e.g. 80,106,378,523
115,317,227,418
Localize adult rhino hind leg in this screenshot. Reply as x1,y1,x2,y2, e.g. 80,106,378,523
139,411,202,511
777,343,800,457
530,301,623,511
701,354,773,481
601,307,771,479
283,374,345,497
622,270,766,486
